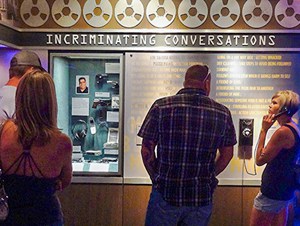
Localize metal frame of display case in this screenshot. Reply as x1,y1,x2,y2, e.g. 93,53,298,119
50,52,124,183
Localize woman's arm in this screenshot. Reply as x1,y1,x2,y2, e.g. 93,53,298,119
256,117,292,166
58,134,73,190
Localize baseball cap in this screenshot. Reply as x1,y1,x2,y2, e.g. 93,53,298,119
10,50,46,71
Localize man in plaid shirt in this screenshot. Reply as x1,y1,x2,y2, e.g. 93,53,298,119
138,64,237,226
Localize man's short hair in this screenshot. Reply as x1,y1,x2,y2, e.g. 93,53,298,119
9,65,32,79
185,64,211,82
79,77,86,82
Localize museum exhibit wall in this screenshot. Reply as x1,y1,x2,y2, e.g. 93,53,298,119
0,0,299,225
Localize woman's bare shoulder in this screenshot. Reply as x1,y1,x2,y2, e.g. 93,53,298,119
2,119,16,131
57,132,71,142
277,124,299,136
53,132,72,152
274,126,293,138
1,120,18,143
274,124,297,148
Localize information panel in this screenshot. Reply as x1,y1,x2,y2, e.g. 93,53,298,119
124,52,300,185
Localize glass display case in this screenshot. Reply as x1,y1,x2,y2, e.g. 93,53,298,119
50,52,123,176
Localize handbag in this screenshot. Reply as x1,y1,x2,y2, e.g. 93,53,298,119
0,173,8,221
0,121,9,221
294,159,300,190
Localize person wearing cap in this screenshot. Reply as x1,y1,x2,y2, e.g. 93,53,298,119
0,50,45,122
138,64,237,226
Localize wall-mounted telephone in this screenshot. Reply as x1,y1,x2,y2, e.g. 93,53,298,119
238,118,254,160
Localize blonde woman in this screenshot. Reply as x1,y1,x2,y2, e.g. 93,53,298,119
0,70,72,225
250,90,300,226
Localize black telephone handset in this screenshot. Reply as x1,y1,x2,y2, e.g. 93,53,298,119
273,107,289,120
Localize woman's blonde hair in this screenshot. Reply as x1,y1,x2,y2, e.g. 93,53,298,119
272,90,300,116
15,70,59,147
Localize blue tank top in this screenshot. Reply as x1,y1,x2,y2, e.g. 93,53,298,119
261,124,300,200
1,148,63,226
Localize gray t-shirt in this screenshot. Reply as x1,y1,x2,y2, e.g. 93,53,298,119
0,85,17,122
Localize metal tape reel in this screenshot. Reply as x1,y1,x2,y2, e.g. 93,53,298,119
20,0,50,27
178,0,208,28
83,0,113,28
242,0,272,28
210,0,240,28
52,0,81,27
115,0,144,28
146,0,176,28
275,0,300,28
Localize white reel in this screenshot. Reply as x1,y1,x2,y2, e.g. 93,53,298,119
83,0,113,28
178,0,208,28
115,0,144,28
210,0,240,28
146,0,176,28
242,0,273,28
52,0,81,27
20,0,50,27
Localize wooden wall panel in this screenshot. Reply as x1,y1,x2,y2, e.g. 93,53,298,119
241,187,260,226
210,187,243,226
58,184,123,226
58,184,260,226
123,185,151,226
210,186,260,226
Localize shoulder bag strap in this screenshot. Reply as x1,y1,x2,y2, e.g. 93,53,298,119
0,120,5,180
0,120,6,170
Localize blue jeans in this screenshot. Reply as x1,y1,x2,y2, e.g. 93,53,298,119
254,191,294,214
145,188,212,226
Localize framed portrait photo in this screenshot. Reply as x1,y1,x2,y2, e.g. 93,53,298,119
76,75,89,94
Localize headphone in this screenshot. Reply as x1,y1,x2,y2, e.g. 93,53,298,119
281,106,290,114
280,99,292,116
274,105,291,119
71,120,88,140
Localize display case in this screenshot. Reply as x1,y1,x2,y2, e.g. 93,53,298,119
50,52,123,177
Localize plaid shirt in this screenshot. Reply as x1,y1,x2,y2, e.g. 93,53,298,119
138,88,237,206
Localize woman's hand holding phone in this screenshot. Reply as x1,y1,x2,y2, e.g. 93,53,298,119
262,114,275,132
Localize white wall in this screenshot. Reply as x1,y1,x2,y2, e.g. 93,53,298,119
0,48,18,87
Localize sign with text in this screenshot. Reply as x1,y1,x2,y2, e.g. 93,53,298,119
1,24,300,50
124,52,300,184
